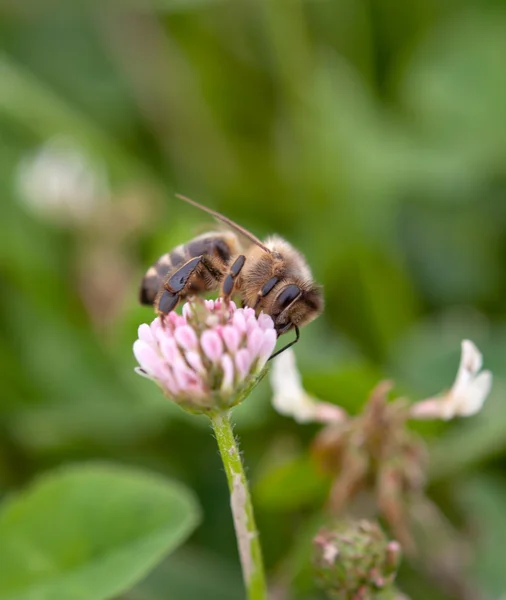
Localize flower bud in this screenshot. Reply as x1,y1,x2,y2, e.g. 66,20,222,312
313,519,401,599
134,299,277,414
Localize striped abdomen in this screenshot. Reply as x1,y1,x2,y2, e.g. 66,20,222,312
139,231,239,306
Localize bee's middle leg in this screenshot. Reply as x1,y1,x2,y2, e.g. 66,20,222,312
157,255,219,317
252,276,279,310
221,255,246,301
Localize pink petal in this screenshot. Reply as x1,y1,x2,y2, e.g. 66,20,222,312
232,311,247,334
204,299,215,310
235,348,253,379
182,303,193,319
256,329,277,370
174,325,198,351
258,313,274,331
185,350,205,374
246,315,259,335
134,340,173,383
154,324,171,345
160,338,183,364
168,312,186,328
222,325,241,354
201,330,224,363
134,366,153,379
133,340,162,376
149,317,163,336
159,369,180,396
173,357,202,391
242,307,255,319
178,375,206,398
247,328,264,358
137,323,154,344
221,354,235,393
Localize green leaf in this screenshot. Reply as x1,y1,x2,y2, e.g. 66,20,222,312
126,548,243,600
0,463,201,600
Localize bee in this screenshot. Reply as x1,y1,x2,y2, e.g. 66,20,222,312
139,195,323,357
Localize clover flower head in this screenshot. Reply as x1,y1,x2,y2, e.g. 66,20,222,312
134,299,277,414
410,339,493,420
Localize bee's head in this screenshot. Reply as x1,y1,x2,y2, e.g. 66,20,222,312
271,283,324,336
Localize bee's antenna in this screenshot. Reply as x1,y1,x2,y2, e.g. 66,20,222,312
176,194,271,254
268,326,300,360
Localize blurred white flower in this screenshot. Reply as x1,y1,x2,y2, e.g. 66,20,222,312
270,349,346,424
16,136,109,225
410,340,493,420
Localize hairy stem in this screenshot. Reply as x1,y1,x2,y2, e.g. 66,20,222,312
210,412,267,600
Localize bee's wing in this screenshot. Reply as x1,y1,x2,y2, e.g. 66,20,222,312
139,231,241,306
139,252,173,305
176,194,271,254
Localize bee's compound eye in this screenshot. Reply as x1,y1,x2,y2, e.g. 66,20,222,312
277,284,301,309
158,290,179,314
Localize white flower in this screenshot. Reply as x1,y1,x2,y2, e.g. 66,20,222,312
270,349,346,424
16,136,109,225
410,340,493,420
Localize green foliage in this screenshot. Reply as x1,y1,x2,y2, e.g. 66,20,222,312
254,454,330,511
456,475,506,600
0,463,201,600
125,548,243,600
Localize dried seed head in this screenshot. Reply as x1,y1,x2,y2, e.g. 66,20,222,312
313,519,401,599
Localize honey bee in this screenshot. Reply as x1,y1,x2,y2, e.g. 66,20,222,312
139,195,323,357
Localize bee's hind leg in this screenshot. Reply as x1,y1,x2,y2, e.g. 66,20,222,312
156,255,220,320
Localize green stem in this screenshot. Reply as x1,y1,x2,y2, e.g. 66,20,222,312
210,412,267,600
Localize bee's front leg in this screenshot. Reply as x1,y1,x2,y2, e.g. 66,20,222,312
268,326,300,360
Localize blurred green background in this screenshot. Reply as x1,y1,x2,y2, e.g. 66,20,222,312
1,1,506,598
